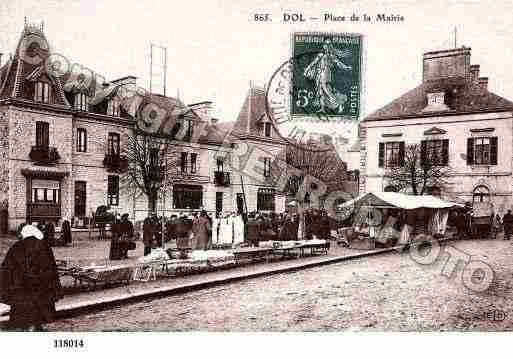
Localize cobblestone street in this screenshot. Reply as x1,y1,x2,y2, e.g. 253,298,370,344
46,239,513,331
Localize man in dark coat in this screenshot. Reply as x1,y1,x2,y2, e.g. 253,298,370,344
142,213,156,256
165,215,178,243
246,213,262,247
61,219,72,246
503,210,513,240
175,213,191,258
0,225,63,331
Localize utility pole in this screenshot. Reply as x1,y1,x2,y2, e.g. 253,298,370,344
149,43,169,248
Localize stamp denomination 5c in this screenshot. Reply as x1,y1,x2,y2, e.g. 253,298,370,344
292,32,363,120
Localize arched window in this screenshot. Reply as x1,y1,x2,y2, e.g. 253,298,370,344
473,185,490,203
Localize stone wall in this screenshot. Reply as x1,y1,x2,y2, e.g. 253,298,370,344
362,111,513,214
7,106,73,230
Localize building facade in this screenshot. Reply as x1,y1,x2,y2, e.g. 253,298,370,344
360,46,513,214
0,23,288,230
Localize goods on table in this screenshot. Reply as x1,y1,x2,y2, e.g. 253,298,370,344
138,248,169,263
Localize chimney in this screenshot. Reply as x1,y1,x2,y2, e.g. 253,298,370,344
478,77,488,91
469,64,480,82
422,47,471,82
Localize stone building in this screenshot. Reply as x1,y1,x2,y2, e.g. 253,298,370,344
0,22,288,230
360,46,513,214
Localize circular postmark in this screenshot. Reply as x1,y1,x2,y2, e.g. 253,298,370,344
265,33,362,153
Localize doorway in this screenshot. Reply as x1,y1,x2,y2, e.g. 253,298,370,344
236,193,244,214
216,192,223,214
74,181,86,218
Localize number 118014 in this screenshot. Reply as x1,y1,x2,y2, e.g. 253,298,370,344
54,339,84,348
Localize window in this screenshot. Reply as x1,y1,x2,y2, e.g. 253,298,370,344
35,121,49,148
216,158,224,172
426,186,441,197
32,188,59,203
468,137,498,165
473,185,490,203
31,180,59,204
107,98,120,116
173,184,203,209
182,119,193,140
34,82,51,103
181,152,188,173
190,153,197,173
421,139,448,166
264,122,272,137
384,185,398,192
107,175,119,206
74,93,88,111
76,128,87,152
379,142,404,168
257,188,275,211
263,157,271,177
107,132,120,155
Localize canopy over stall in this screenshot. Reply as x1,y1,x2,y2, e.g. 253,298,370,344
340,192,463,244
341,192,463,210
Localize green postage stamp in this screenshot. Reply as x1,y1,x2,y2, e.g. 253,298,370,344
292,32,363,120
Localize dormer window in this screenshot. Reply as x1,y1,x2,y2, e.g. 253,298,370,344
74,93,88,111
34,82,51,103
422,92,449,112
107,98,120,117
264,122,272,137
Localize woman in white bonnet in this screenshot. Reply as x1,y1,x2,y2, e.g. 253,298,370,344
0,224,62,331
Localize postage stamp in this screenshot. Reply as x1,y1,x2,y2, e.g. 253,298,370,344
265,32,362,152
291,32,363,120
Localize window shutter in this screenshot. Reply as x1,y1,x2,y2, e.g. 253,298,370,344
420,140,427,166
378,143,385,168
467,138,474,165
442,139,449,165
490,137,498,165
399,142,405,166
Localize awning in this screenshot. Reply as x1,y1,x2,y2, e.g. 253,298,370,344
21,168,69,180
340,192,463,210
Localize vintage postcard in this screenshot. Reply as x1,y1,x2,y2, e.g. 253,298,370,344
0,0,512,357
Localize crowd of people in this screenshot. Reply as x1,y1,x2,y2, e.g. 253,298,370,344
136,208,339,256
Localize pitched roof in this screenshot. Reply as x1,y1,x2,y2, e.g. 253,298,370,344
365,77,513,121
0,25,69,106
233,86,267,134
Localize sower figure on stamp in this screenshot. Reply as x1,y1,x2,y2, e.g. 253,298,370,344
0,225,63,331
303,39,352,114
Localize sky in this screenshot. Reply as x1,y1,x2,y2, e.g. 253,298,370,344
2,0,513,143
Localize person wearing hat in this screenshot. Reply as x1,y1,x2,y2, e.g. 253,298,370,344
0,224,62,331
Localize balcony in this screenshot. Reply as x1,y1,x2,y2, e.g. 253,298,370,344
29,146,60,165
214,171,231,186
27,203,61,219
103,154,128,173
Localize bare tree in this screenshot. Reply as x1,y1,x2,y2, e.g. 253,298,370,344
120,131,179,213
385,143,450,195
277,140,347,238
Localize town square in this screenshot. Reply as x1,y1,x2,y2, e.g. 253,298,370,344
0,2,513,349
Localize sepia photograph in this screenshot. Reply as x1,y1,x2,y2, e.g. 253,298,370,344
0,0,512,355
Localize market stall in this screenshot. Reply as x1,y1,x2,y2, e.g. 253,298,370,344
339,192,463,249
